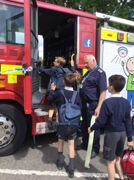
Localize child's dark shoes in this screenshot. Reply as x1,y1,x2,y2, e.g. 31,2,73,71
66,166,74,178
68,170,74,178
56,159,64,170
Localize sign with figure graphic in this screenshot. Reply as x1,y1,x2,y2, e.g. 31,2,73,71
99,28,134,110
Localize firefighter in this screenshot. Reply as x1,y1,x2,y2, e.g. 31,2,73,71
76,54,107,158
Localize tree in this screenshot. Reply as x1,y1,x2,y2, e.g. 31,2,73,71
43,0,134,31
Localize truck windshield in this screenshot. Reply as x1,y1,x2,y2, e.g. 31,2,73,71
0,3,24,45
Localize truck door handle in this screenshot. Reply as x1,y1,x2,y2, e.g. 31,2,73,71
22,64,33,75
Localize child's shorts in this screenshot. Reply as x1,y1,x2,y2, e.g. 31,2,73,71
103,131,126,161
57,125,78,141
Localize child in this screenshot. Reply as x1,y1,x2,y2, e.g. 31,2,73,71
47,72,81,178
39,56,75,128
88,74,134,180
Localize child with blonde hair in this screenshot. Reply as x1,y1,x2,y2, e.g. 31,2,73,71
39,56,75,128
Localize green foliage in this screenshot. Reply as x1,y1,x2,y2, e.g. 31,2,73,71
42,0,134,32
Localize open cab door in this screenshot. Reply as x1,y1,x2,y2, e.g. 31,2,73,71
77,16,96,68
24,0,38,114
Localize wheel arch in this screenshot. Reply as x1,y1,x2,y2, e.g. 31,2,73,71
0,99,24,114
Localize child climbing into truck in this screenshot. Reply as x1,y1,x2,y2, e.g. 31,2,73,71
38,56,75,129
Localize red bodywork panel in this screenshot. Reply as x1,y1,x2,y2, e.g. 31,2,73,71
37,1,96,19
78,17,96,67
0,89,23,105
0,44,24,106
23,0,32,114
0,44,24,64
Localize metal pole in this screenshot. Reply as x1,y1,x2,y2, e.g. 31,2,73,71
96,12,134,27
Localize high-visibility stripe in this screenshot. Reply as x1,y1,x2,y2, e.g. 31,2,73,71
0,64,23,75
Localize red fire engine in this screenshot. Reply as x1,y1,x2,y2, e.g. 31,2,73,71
0,0,96,156
0,0,134,156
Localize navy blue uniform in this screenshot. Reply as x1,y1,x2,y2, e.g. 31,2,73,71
39,66,75,91
79,65,107,153
39,66,75,106
91,96,133,140
90,96,133,160
48,88,81,140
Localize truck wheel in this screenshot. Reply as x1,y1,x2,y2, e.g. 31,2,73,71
0,104,27,156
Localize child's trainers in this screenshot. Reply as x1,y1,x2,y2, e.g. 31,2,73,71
68,169,74,178
67,158,75,178
66,166,74,178
56,159,64,170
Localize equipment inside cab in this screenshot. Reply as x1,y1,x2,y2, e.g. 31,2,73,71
39,8,76,67
32,7,77,108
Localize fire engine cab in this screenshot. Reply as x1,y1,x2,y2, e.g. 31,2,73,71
0,0,134,156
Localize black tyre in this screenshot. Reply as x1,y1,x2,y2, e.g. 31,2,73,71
0,104,27,156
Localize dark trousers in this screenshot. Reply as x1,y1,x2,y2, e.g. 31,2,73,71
80,101,100,153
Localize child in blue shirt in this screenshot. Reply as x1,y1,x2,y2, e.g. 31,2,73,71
89,74,134,180
48,72,81,178
39,57,75,127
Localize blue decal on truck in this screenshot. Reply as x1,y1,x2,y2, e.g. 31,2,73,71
84,38,91,48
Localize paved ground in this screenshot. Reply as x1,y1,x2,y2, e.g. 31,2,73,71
0,133,131,180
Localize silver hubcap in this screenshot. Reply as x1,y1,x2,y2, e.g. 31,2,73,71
0,114,16,148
